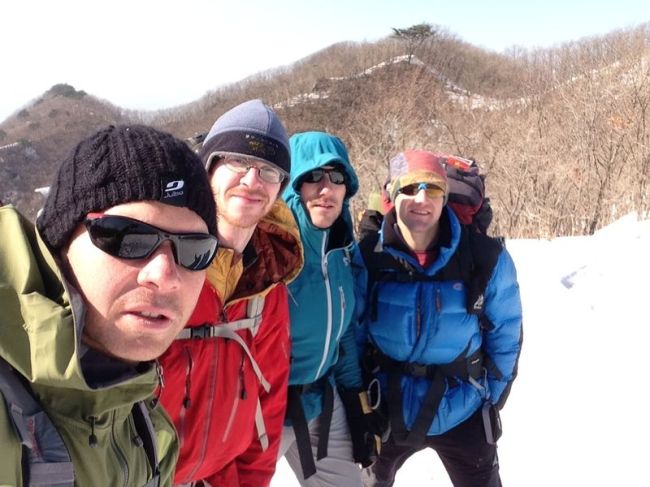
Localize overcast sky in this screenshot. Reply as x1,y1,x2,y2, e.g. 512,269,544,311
1,0,647,123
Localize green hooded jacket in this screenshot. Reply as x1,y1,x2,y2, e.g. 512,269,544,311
0,205,178,486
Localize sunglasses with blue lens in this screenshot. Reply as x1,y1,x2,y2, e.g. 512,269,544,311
397,183,445,199
84,214,218,271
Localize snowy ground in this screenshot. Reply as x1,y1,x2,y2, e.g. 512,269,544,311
272,213,650,486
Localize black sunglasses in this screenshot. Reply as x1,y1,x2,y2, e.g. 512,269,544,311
84,214,218,271
302,167,346,185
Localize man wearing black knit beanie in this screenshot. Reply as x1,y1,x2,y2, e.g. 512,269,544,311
0,124,218,486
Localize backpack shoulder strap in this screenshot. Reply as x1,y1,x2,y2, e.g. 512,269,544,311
131,401,161,487
0,358,74,487
464,228,503,322
176,295,265,339
359,233,406,321
358,232,381,271
175,295,271,452
359,232,418,282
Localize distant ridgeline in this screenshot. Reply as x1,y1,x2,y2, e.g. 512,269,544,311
2,23,649,235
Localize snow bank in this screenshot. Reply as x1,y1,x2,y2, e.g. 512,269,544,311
272,213,650,486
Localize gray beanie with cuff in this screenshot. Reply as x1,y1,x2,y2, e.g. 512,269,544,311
198,99,291,178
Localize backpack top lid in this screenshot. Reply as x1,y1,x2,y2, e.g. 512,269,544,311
436,154,490,231
440,154,474,172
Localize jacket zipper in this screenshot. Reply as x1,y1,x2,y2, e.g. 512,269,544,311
315,233,333,379
110,411,130,487
336,286,346,343
222,356,246,442
178,347,193,448
416,296,422,340
183,330,221,482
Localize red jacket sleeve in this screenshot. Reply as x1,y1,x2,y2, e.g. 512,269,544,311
233,283,291,487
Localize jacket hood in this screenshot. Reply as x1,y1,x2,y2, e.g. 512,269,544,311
0,206,158,415
285,132,359,197
207,198,304,303
283,131,359,249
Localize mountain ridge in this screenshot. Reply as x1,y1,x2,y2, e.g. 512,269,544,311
2,24,649,237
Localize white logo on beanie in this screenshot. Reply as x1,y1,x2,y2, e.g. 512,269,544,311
165,180,185,192
160,177,188,206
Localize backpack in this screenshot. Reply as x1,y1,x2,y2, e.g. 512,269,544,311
436,154,493,234
0,358,161,487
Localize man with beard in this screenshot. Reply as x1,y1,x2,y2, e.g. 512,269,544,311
279,131,381,486
159,100,303,486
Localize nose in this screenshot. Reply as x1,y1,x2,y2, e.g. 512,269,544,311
239,165,264,188
137,241,182,291
414,188,428,203
318,177,335,194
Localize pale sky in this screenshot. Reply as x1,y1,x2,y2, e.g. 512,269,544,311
1,0,647,123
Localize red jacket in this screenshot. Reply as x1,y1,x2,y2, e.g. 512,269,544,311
159,202,303,486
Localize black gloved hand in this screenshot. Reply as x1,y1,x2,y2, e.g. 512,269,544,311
338,387,383,468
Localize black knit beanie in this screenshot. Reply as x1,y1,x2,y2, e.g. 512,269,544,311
37,124,217,251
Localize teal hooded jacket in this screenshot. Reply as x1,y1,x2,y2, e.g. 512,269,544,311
282,132,363,422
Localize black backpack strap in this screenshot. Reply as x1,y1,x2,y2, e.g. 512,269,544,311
359,233,424,321
317,382,334,462
285,374,333,480
131,401,160,487
359,232,382,322
370,345,484,446
286,386,315,479
0,359,74,487
463,228,503,321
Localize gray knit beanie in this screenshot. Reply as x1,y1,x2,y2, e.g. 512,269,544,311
37,124,217,251
198,99,290,176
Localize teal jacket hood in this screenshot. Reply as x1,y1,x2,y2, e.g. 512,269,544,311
283,131,359,245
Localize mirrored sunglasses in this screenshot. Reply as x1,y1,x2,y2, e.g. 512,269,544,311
302,167,346,185
221,156,285,184
398,182,445,199
84,214,218,271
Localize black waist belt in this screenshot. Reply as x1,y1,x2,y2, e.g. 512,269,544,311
376,347,484,446
286,374,334,479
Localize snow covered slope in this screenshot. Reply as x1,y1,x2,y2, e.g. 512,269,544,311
272,213,650,486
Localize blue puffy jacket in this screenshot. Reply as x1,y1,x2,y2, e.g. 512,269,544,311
283,131,363,422
354,207,523,435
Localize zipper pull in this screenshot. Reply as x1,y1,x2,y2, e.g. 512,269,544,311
183,348,193,409
239,358,247,399
88,416,98,447
156,361,164,389
436,288,442,311
150,361,163,409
